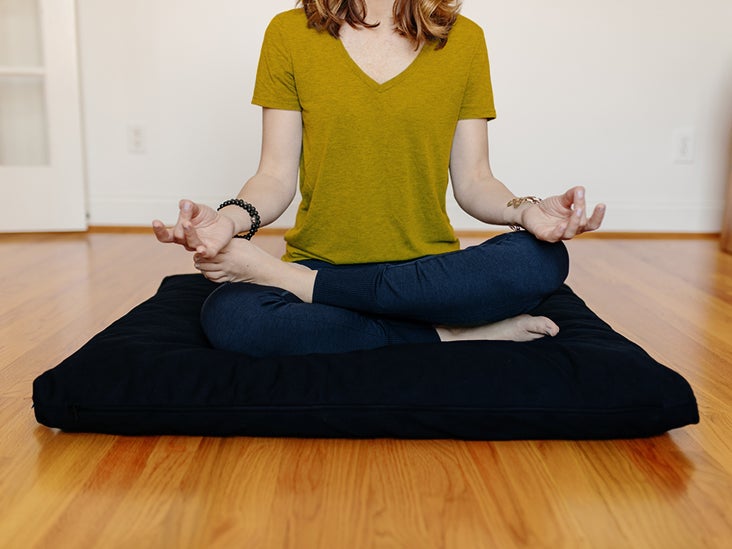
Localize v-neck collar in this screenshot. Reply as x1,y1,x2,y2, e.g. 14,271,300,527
335,37,432,92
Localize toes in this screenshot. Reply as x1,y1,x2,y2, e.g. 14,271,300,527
521,315,559,337
544,318,560,337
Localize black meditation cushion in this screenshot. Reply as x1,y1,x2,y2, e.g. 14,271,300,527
33,274,699,439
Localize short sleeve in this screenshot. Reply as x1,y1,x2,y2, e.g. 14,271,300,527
252,16,302,111
458,29,496,120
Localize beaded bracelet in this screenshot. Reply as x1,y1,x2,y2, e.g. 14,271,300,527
217,199,261,240
506,196,542,231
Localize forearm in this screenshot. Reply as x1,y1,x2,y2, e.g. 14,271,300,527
218,172,296,235
454,175,531,228
218,108,302,236
449,119,536,228
449,121,603,240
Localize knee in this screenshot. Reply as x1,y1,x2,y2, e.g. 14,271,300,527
534,237,569,290
200,283,281,355
500,232,569,294
200,284,247,352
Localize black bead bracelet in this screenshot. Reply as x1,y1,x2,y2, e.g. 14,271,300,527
217,199,261,240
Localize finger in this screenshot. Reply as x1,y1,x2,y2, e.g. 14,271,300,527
173,200,196,240
183,223,207,255
558,187,578,209
178,199,195,221
183,199,205,221
155,219,195,250
576,208,589,233
562,207,584,240
152,220,174,243
584,204,606,232
153,222,180,244
573,186,586,216
573,187,590,233
172,218,187,242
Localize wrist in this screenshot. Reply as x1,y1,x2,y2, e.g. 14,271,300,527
503,204,525,227
505,196,542,231
217,205,250,236
217,199,261,240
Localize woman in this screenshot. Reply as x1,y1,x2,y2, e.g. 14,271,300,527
153,0,605,357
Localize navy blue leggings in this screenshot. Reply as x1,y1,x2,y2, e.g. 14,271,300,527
200,232,569,357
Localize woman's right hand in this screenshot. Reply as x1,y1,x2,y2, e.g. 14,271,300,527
152,199,236,258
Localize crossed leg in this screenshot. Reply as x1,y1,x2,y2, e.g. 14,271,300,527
197,232,569,356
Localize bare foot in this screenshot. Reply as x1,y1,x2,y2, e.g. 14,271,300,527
194,239,317,302
436,314,559,343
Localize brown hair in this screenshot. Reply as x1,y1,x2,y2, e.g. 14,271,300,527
297,0,461,49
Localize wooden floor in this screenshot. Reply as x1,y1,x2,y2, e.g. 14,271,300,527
1,232,732,548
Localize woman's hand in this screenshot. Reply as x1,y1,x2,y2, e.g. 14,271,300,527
152,199,235,258
521,186,606,242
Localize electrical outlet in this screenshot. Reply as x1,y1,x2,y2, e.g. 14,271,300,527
672,127,695,164
127,123,147,155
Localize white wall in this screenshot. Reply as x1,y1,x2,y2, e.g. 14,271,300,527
77,0,732,231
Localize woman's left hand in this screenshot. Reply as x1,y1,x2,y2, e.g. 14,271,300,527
520,186,606,242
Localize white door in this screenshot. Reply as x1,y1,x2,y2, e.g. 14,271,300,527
0,0,85,232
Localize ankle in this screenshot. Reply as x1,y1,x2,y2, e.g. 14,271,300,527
270,263,317,303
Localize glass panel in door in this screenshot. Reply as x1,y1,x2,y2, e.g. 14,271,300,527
0,0,49,165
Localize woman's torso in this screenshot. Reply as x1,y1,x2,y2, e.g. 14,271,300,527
252,9,496,264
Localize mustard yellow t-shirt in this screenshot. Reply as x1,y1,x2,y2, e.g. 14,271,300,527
252,9,496,264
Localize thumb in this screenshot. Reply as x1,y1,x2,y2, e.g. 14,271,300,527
179,199,201,225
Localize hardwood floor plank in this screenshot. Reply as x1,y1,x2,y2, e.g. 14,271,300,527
460,441,582,548
180,438,288,548
0,429,117,548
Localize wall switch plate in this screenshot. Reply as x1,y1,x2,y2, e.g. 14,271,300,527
672,127,695,164
127,123,147,155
